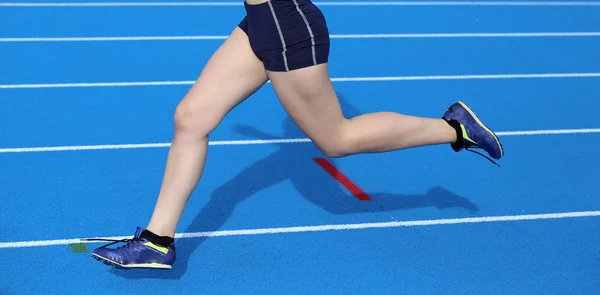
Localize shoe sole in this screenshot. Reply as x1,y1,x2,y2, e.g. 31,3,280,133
92,253,172,270
457,100,504,158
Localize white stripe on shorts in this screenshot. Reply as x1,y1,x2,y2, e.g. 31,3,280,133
292,0,317,65
267,1,289,71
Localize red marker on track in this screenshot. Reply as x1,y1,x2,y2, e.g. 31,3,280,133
313,158,371,201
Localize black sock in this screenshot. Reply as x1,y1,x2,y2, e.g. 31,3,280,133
444,118,464,152
140,229,175,247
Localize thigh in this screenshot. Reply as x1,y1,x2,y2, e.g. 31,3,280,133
247,0,339,140
267,63,346,142
178,26,267,125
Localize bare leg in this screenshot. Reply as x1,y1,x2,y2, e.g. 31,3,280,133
267,63,456,157
146,27,268,237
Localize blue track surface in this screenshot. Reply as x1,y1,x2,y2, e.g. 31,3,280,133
2,1,600,294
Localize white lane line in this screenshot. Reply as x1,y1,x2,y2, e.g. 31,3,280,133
0,36,230,42
2,32,600,42
497,128,600,136
0,128,599,153
1,210,599,249
2,1,600,7
0,138,311,153
332,32,600,38
2,72,600,89
0,80,195,89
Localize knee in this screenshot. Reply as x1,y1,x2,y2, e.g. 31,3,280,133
313,137,351,158
173,99,222,137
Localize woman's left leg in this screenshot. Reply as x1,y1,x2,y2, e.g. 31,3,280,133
267,64,458,158
263,0,503,161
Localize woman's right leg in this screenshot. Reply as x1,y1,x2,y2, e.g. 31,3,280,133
90,26,267,270
145,26,268,238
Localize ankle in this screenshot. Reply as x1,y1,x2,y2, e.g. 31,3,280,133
140,229,175,247
443,118,464,151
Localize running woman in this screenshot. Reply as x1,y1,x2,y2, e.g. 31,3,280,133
88,0,504,269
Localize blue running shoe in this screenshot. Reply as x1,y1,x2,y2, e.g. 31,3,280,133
85,227,175,269
442,101,504,165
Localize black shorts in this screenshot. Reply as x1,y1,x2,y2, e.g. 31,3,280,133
238,0,330,72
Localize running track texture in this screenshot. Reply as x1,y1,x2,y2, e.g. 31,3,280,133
1,1,600,294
